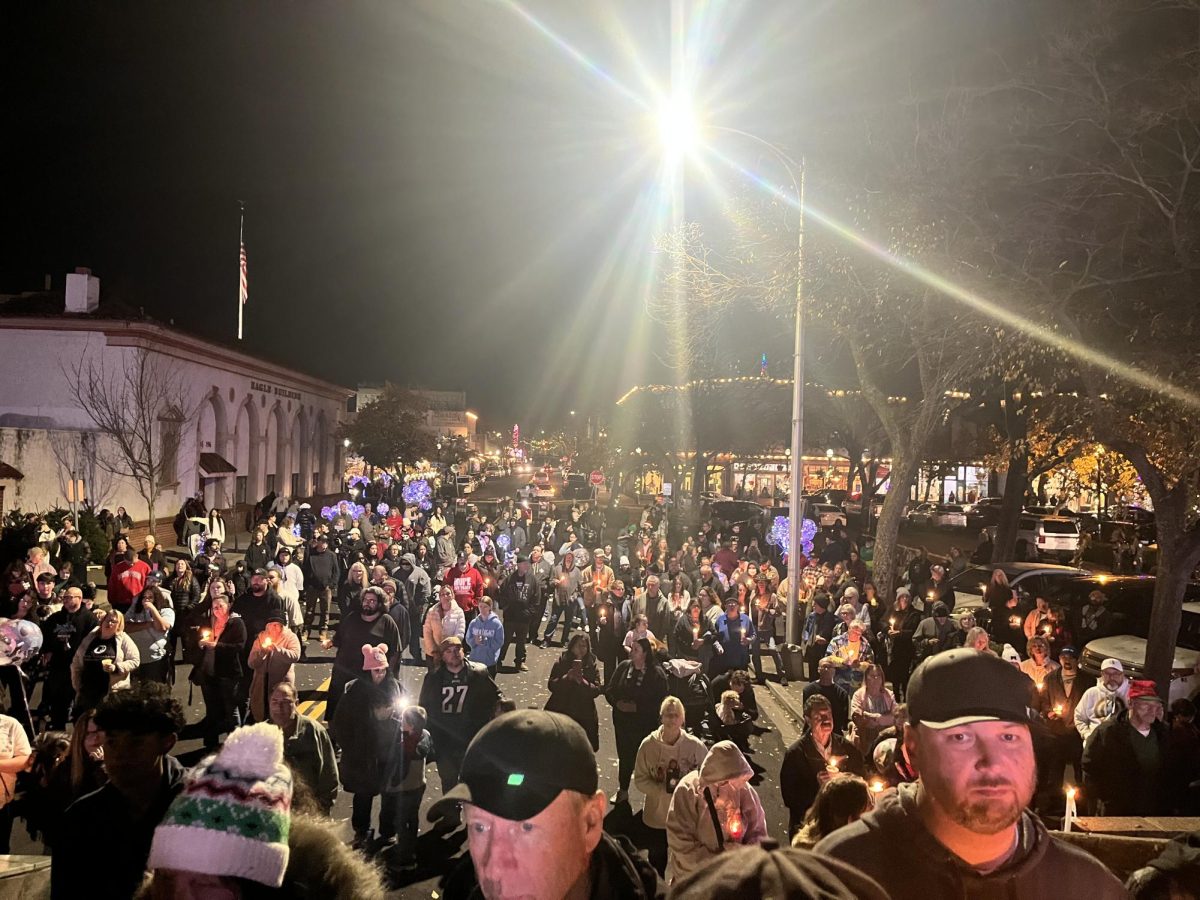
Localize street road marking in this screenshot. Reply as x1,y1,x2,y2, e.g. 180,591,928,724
298,676,331,717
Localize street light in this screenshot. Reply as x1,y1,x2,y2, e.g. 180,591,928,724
655,102,807,643
657,92,700,163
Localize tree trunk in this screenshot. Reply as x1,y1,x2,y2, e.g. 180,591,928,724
993,448,1029,563
871,454,921,599
1143,503,1200,702
692,450,709,504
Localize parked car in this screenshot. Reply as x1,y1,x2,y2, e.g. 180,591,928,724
931,504,969,529
964,497,1005,528
806,489,850,508
906,502,938,526
563,472,591,500
1078,586,1200,705
948,562,1088,619
984,514,1081,562
843,494,887,518
808,502,848,529
1103,505,1156,543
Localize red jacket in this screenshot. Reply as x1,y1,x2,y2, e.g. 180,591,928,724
447,563,484,614
108,558,151,610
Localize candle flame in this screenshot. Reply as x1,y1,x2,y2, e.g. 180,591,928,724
1066,786,1078,800
870,780,885,793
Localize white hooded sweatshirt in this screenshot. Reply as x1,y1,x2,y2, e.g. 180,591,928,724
665,740,767,883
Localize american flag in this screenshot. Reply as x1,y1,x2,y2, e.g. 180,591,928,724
239,240,248,306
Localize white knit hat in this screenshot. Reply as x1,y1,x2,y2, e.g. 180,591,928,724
148,723,293,887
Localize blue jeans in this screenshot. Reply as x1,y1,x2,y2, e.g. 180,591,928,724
543,602,584,644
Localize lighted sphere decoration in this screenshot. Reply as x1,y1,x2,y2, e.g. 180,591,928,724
0,618,43,666
496,533,511,552
377,503,390,516
402,479,433,507
379,472,393,487
320,505,336,521
767,516,818,557
348,475,370,491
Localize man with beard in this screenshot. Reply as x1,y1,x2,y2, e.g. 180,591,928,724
817,649,1123,898
322,585,401,725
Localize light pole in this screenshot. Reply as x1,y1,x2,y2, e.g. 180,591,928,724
654,109,807,644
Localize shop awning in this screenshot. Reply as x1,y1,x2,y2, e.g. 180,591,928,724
199,453,237,476
0,463,23,480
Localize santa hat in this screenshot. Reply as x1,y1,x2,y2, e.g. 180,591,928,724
362,643,389,671
148,723,292,887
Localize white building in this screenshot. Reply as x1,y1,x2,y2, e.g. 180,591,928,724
0,271,351,535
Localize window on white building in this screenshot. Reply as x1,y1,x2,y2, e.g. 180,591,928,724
158,412,182,487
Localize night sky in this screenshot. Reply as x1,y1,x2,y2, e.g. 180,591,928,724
0,2,897,429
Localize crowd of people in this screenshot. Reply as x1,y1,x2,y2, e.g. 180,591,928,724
0,490,1196,898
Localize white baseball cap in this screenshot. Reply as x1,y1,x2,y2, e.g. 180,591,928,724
1100,658,1124,673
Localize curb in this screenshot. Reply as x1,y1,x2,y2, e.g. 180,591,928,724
764,679,807,727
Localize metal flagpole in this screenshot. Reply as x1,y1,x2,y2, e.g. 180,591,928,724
237,201,245,341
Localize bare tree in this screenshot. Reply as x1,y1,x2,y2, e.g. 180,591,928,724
66,349,197,534
47,430,116,517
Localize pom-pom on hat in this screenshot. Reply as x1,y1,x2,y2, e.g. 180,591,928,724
148,723,293,887
362,643,389,671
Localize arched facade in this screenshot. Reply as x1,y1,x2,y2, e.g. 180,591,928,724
195,388,231,509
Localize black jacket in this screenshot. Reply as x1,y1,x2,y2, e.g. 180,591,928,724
331,674,406,795
546,651,602,742
187,613,247,683
780,730,864,834
605,660,668,727
499,571,542,621
816,782,1126,899
304,548,341,590
440,831,664,900
1083,708,1173,815
52,756,187,900
419,661,501,759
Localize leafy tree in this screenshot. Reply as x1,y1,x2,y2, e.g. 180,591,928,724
340,384,436,480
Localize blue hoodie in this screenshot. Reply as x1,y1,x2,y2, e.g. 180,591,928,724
467,610,505,668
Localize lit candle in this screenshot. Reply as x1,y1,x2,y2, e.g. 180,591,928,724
1042,624,1052,635
1054,703,1064,716
1036,681,1045,693
200,629,211,640
262,637,273,649
870,779,885,794
826,756,842,774
693,625,700,639
726,810,745,841
1064,786,1078,832
1008,615,1022,629
889,617,896,627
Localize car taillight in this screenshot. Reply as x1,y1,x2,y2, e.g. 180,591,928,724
1038,536,1046,544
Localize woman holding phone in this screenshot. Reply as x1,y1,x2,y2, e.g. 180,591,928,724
545,632,603,750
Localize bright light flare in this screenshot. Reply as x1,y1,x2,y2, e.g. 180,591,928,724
656,93,701,162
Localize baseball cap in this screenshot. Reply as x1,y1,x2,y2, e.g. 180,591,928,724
908,648,1034,730
1100,658,1124,673
1128,680,1162,704
427,711,598,823
440,635,465,650
252,567,270,578
670,844,889,900
1058,646,1079,658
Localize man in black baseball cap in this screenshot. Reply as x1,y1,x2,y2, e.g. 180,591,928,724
435,710,662,900
817,649,1124,899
